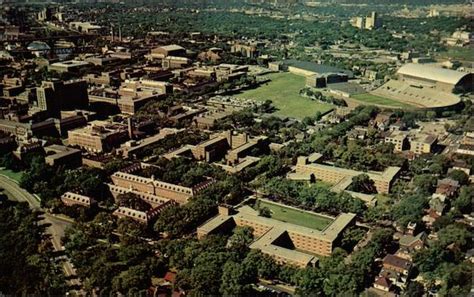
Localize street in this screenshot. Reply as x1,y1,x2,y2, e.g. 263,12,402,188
0,175,81,289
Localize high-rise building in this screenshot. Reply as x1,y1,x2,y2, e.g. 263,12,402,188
36,79,89,118
365,12,382,30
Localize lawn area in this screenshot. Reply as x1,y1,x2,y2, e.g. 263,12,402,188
257,199,333,231
0,168,23,183
235,72,334,119
352,93,414,108
437,47,473,62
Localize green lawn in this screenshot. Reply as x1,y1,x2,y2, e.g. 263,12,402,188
437,47,473,62
257,200,333,231
0,169,23,183
235,72,334,119
352,93,414,108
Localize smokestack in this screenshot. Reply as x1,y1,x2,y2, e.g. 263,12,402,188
127,117,133,139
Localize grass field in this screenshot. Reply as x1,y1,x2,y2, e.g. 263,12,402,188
257,200,333,231
352,93,414,108
437,47,473,62
0,169,23,183
235,72,333,119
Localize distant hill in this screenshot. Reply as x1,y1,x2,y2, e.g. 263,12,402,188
305,0,467,5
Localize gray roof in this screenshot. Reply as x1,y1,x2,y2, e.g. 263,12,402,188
397,63,471,85
282,59,354,77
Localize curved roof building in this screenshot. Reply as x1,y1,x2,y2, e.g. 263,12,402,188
397,63,473,93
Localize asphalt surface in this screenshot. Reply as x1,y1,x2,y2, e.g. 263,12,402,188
0,175,81,289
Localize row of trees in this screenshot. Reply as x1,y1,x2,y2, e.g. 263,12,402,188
0,200,67,295
17,154,110,208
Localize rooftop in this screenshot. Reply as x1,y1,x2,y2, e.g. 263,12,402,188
281,59,354,77
397,63,472,85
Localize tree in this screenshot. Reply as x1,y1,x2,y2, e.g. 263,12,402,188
227,226,254,257
0,201,67,295
453,186,473,214
117,193,151,212
258,206,271,217
220,261,256,296
437,224,472,250
412,174,437,194
392,193,428,228
403,281,425,297
447,170,469,186
112,264,151,294
349,174,377,194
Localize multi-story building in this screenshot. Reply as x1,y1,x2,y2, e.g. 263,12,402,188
149,44,186,59
197,202,356,268
0,118,58,141
109,164,215,205
164,130,268,165
44,144,82,168
61,192,96,208
67,120,129,153
48,60,91,73
408,133,437,155
385,131,408,152
36,79,89,118
365,12,382,29
295,154,400,194
230,42,262,58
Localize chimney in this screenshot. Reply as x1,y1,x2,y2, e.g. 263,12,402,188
127,117,133,139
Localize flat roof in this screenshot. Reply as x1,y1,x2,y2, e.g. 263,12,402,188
250,228,317,265
198,201,355,266
282,59,354,77
304,162,401,183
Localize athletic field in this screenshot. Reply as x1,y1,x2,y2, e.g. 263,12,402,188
235,72,333,119
352,93,414,108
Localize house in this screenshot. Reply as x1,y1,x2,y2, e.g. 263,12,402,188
423,209,441,227
389,119,407,131
347,126,368,141
381,254,413,288
373,276,392,292
397,232,426,260
429,196,446,216
435,178,460,198
371,112,392,131
383,254,412,276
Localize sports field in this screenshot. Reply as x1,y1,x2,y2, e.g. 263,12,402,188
235,72,333,119
352,93,414,108
257,200,333,231
437,47,473,62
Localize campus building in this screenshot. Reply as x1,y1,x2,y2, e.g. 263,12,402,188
408,133,438,155
67,120,129,153
61,192,96,208
397,63,473,93
149,44,186,59
270,60,353,79
44,144,82,168
109,163,215,205
36,79,89,118
385,131,408,152
294,154,400,194
197,202,356,268
163,130,268,165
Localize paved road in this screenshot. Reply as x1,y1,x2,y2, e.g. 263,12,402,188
0,175,81,288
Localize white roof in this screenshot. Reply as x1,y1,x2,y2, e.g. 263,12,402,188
397,63,470,85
